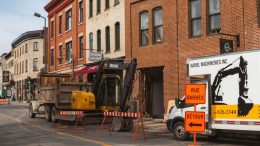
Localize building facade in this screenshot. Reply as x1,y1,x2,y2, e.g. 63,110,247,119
86,0,125,61
12,30,45,101
0,53,7,97
3,52,14,99
44,0,87,77
126,0,260,118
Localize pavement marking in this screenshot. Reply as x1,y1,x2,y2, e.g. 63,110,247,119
0,112,111,146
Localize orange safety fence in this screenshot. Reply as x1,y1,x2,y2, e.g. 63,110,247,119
56,111,86,130
0,99,8,105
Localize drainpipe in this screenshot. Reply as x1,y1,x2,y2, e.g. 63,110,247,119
176,0,180,99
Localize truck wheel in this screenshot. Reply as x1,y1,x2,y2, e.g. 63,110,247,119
29,104,36,118
51,106,58,123
112,117,123,132
45,106,52,122
173,121,189,141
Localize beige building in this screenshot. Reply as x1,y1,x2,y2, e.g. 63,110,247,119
12,30,45,101
86,0,125,62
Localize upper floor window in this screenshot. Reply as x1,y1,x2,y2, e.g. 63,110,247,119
97,29,101,52
66,9,72,31
114,0,120,6
51,48,54,67
25,43,28,53
58,45,62,64
105,26,110,53
115,22,120,51
190,0,201,37
105,0,110,10
89,33,93,51
51,20,54,38
153,7,163,43
59,15,62,34
79,36,84,59
89,0,93,18
140,11,149,46
66,41,72,63
208,0,221,34
33,42,39,51
97,0,101,14
79,1,83,23
25,60,28,72
33,58,38,71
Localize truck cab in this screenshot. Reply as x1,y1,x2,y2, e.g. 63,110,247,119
166,78,212,140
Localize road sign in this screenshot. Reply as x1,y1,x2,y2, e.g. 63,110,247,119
185,84,206,104
185,111,205,132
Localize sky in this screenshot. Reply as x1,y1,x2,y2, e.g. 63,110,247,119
0,0,50,55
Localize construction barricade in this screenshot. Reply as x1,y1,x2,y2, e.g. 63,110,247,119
98,111,146,143
57,111,85,130
0,99,8,105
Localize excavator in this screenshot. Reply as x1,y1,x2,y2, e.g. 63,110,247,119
211,56,253,116
29,58,137,131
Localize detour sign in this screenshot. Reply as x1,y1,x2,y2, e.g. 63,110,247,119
185,84,206,104
185,111,205,132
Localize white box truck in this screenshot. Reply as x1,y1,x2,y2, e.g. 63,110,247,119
167,49,260,140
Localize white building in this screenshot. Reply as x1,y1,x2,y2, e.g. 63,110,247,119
86,0,125,62
12,30,45,101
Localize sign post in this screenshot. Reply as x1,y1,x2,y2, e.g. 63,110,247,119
185,84,206,146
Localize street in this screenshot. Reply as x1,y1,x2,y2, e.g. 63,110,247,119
0,103,259,146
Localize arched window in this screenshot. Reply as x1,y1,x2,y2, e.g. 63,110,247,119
105,26,110,53
115,22,120,51
97,29,101,52
140,11,149,46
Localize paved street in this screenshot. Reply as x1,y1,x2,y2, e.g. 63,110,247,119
0,102,259,146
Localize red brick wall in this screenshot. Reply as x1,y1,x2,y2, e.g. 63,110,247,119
45,0,86,73
126,0,260,113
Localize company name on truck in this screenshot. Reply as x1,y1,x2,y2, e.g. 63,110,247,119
190,59,228,68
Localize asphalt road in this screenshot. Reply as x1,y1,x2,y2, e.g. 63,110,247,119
0,102,260,146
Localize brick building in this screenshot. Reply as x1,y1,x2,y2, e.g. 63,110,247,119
126,0,260,118
44,0,86,78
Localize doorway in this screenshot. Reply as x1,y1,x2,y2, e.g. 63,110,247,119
142,67,164,118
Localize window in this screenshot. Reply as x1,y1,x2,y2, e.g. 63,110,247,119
51,49,54,67
79,36,84,58
51,20,54,38
89,0,93,18
15,51,16,58
140,11,149,46
97,0,101,14
190,0,201,37
89,33,93,51
66,41,72,63
59,45,62,64
114,0,120,5
19,62,21,74
33,58,38,71
97,29,101,52
153,7,163,43
22,61,24,73
105,26,110,53
25,60,28,72
208,0,221,34
115,22,120,51
33,42,39,51
79,1,83,23
25,44,28,53
22,46,24,54
66,9,72,31
105,0,110,9
59,15,62,34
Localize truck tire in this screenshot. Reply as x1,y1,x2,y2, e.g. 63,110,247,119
45,106,52,122
112,117,123,132
173,121,189,141
29,104,36,118
51,106,58,123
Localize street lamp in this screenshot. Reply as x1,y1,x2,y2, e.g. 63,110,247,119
34,12,47,72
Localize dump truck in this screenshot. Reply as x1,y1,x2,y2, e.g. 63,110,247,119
167,49,260,140
29,58,137,131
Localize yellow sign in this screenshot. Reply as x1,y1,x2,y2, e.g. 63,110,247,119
185,111,205,132
185,84,206,104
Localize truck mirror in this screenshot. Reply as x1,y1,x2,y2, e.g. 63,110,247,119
175,98,184,108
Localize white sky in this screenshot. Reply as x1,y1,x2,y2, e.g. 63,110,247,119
0,0,50,55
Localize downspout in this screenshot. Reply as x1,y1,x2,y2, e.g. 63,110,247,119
176,0,180,99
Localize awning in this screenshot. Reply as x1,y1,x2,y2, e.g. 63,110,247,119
74,65,99,76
